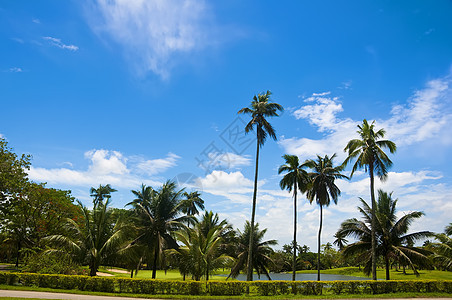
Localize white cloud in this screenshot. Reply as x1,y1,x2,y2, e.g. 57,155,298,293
135,153,180,176
205,152,251,170
86,0,213,78
27,149,178,189
43,36,79,51
32,18,41,24
280,73,452,159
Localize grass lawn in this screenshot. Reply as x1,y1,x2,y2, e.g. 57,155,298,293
297,267,452,280
97,267,230,281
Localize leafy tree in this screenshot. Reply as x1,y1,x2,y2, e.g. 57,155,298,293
228,221,277,280
343,120,396,280
278,154,309,280
305,154,347,280
0,138,31,201
238,91,283,281
46,197,127,276
1,182,79,267
127,181,191,279
336,190,432,280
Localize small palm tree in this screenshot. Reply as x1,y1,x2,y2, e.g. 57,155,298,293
305,154,347,281
127,181,191,279
181,191,205,216
170,212,233,281
238,90,283,281
45,198,127,276
228,221,277,280
343,120,396,280
278,154,309,281
333,232,348,251
428,223,452,271
336,190,432,280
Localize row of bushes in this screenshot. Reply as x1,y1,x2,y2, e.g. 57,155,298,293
1,272,452,296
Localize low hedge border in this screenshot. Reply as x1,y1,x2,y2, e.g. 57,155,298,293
1,272,451,296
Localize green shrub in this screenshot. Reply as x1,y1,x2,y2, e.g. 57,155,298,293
1,272,452,296
22,252,86,275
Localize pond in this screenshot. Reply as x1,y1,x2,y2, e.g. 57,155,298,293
226,273,369,281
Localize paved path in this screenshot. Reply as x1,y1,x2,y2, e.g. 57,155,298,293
0,290,156,300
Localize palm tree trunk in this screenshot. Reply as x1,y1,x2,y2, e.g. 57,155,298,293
247,137,260,282
369,162,377,280
317,205,323,281
152,243,159,279
385,256,390,280
292,185,297,281
15,239,21,268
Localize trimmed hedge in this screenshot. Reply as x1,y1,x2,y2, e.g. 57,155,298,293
1,272,452,296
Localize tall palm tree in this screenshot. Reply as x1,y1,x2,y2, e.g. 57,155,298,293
228,221,277,280
343,119,396,280
278,154,309,281
90,184,117,207
45,199,127,276
181,191,205,216
336,190,432,280
305,154,347,281
238,90,283,281
127,181,191,279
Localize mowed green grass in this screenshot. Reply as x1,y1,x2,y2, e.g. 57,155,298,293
297,267,452,280
99,266,452,281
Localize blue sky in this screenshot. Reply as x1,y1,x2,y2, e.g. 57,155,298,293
1,0,452,250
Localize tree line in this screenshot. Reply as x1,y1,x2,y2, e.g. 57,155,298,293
1,91,451,280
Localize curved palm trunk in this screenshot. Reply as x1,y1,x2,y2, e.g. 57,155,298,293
292,185,297,281
247,137,260,282
317,205,323,281
369,162,377,280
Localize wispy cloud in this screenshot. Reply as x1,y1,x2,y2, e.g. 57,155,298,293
43,36,79,51
6,67,23,73
86,0,213,78
32,18,41,24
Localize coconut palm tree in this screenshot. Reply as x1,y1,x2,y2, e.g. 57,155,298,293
305,154,347,281
169,212,233,281
333,232,348,251
127,181,191,279
238,90,283,281
90,184,117,207
181,191,205,216
228,221,277,280
278,154,309,281
428,223,452,271
336,190,432,280
343,119,396,280
45,198,127,276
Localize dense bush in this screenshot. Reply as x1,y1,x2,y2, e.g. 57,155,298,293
22,252,86,275
1,272,451,296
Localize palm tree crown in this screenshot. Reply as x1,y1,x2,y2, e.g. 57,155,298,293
238,90,283,147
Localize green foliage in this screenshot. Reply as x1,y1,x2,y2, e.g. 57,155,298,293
22,252,85,275
1,272,452,296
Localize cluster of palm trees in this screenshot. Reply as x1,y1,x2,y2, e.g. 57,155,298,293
239,91,398,281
